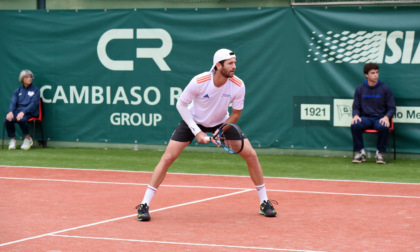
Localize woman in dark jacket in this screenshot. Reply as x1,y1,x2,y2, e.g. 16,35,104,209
5,70,40,150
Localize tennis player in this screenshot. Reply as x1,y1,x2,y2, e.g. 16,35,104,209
136,49,277,221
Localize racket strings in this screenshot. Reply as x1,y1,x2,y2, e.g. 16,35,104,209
218,123,245,154
221,137,242,153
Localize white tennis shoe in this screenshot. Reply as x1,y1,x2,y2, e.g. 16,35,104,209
21,138,33,150
8,139,16,150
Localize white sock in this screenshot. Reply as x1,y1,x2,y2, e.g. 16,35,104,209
141,185,157,205
255,184,268,203
360,149,366,155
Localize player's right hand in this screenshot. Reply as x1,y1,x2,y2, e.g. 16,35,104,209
196,132,210,144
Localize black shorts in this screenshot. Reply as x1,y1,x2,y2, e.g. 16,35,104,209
171,120,247,143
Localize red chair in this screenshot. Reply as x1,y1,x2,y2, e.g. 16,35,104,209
353,119,396,162
27,100,46,148
2,100,46,149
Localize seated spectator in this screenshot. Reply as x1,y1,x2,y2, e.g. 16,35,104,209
5,70,40,150
351,63,396,164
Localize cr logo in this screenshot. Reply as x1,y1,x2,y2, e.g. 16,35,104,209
97,28,172,71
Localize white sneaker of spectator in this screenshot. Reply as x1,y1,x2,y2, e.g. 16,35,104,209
8,139,16,150
21,138,33,150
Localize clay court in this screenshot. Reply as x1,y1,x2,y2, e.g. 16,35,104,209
1,165,419,251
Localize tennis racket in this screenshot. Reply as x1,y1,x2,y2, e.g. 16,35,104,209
205,123,245,154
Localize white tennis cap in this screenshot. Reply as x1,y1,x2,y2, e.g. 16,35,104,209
210,49,236,72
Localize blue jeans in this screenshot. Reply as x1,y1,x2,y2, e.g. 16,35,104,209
5,112,33,138
351,116,389,153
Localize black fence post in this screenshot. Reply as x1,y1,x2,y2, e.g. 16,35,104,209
37,0,46,9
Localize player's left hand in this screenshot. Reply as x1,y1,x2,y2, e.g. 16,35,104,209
211,129,221,147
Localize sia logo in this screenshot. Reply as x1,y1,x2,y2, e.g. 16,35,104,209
306,31,420,64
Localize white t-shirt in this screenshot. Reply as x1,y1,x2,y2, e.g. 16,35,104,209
179,72,245,128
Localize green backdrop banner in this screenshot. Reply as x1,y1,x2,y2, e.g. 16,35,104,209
1,7,419,152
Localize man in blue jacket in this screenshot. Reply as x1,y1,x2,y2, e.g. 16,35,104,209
5,70,40,150
351,63,395,164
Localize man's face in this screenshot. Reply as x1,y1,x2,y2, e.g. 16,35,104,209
219,58,236,78
365,69,379,85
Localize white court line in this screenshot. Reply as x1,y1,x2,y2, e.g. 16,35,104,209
51,234,326,252
1,176,420,199
0,189,252,247
270,189,420,199
0,176,247,191
1,165,419,185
